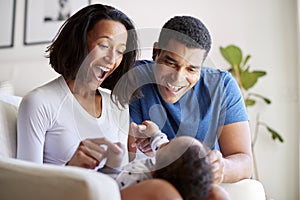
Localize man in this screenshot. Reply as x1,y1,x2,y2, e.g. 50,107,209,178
127,16,253,184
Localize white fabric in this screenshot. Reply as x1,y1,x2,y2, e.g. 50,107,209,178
17,76,129,167
116,132,167,189
0,101,18,158
0,157,121,200
150,132,169,152
116,158,154,189
220,179,265,200
0,94,22,107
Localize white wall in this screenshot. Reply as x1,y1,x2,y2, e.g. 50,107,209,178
0,0,59,96
298,0,300,199
0,0,299,199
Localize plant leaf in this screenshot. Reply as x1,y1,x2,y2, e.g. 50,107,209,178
242,55,251,69
250,93,271,104
220,45,243,67
241,69,266,90
245,98,256,106
262,97,271,104
266,126,284,143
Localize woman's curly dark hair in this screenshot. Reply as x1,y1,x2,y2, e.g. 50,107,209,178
153,145,214,200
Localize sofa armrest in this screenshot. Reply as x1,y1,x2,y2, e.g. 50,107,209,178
0,157,121,200
221,179,265,200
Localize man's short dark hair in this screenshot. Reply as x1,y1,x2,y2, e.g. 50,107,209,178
153,145,214,200
158,16,211,55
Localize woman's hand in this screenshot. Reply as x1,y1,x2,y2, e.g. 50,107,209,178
208,150,225,184
105,142,125,169
66,138,122,169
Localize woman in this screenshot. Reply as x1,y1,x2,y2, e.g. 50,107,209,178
17,4,184,199
17,4,138,170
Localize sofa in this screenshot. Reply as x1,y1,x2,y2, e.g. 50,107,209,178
0,96,121,200
0,94,266,200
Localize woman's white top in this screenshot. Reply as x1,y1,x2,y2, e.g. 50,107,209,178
17,76,129,168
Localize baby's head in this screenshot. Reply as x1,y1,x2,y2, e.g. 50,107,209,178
153,136,213,200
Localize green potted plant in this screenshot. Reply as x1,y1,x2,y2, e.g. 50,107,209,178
219,44,284,180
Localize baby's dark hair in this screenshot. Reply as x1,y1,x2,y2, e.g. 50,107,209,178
153,145,213,200
158,16,211,57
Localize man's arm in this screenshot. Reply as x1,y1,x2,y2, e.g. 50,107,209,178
211,121,253,183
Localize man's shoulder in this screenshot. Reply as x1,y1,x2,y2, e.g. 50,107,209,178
136,60,154,65
132,60,156,88
134,60,154,72
200,67,233,84
201,67,229,76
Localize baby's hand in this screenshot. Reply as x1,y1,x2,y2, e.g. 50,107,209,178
131,120,162,157
132,120,161,138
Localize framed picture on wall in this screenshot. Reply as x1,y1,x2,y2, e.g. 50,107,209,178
0,0,16,48
24,0,90,45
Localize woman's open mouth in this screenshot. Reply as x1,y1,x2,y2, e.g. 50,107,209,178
94,65,111,82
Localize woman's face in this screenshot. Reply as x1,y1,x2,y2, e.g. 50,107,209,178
85,19,128,89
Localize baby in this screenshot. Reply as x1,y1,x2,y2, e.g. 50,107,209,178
100,121,229,200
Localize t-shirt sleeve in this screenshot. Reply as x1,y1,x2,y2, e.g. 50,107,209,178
129,99,144,124
17,91,50,163
221,72,249,125
129,60,156,124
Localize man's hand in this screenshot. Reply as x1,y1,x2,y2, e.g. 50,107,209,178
208,150,225,184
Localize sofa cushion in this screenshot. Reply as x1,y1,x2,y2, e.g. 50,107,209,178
0,157,121,200
0,94,22,107
0,100,18,158
221,179,265,200
0,81,14,95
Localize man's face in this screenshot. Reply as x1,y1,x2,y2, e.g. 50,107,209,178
153,39,206,104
